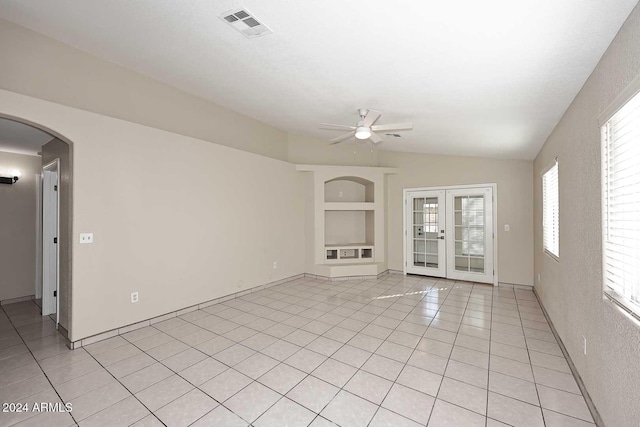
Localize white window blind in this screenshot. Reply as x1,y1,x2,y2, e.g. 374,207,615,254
602,89,640,319
543,162,559,258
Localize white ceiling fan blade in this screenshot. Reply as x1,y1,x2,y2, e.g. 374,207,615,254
362,110,381,127
320,123,356,131
329,132,355,144
371,123,414,132
369,132,383,144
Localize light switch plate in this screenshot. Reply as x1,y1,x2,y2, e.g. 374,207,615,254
80,233,94,244
504,224,510,232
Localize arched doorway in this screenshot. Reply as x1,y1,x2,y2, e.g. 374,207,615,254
0,114,74,341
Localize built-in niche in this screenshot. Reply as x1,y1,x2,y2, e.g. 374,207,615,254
324,176,374,203
324,210,374,246
296,164,397,274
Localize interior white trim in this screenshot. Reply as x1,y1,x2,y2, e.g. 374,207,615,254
42,158,60,327
598,71,640,125
34,174,42,300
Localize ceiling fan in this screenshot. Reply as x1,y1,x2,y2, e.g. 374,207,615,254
321,109,413,145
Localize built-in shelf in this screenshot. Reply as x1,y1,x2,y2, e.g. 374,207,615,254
325,243,374,248
325,244,374,263
324,176,374,203
324,202,375,211
296,165,398,277
325,211,374,249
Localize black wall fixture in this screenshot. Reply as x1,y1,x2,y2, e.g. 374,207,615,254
0,175,19,185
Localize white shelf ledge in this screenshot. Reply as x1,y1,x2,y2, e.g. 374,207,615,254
324,202,375,211
325,243,373,248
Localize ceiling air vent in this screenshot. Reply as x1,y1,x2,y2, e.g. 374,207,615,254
220,8,272,38
386,133,402,138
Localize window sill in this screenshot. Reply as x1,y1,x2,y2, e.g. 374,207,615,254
544,249,559,262
604,288,640,325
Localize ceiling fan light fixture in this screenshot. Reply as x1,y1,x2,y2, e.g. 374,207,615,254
355,126,371,140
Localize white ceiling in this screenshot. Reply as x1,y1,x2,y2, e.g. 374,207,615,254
0,1,637,159
0,118,53,156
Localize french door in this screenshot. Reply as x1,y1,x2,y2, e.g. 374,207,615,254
406,190,446,277
405,186,494,284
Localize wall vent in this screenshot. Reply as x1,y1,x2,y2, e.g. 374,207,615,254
220,8,272,38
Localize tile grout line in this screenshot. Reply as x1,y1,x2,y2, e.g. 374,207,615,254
285,277,415,425
514,287,547,427
485,283,496,423
169,276,380,425
81,347,168,426
360,279,445,427
423,280,473,426
0,301,79,427
532,288,604,427
275,277,446,426
249,276,422,425
2,276,591,427
59,280,326,426
152,281,571,423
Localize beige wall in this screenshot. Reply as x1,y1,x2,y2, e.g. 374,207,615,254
0,151,40,301
288,133,379,166
0,89,305,341
288,134,533,285
533,4,640,426
378,151,534,285
0,18,288,161
41,138,72,331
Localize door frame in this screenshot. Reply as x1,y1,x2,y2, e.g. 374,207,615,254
42,159,60,325
403,183,498,286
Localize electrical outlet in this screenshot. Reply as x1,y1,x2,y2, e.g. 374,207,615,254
273,261,278,269
504,224,510,232
338,191,344,198
537,273,541,283
131,292,139,304
80,233,94,244
583,336,587,355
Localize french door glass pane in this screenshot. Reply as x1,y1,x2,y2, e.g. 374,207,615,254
454,195,485,273
413,196,439,268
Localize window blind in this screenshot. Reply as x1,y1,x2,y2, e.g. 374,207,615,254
543,162,559,258
602,89,640,317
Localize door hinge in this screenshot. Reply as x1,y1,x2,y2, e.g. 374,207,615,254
53,290,57,297
54,185,58,191
53,237,58,244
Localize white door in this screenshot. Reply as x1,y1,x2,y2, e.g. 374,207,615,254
42,168,58,317
446,187,494,284
405,186,495,284
406,190,446,277
35,175,43,300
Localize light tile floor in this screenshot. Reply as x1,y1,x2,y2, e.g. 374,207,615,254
0,275,596,427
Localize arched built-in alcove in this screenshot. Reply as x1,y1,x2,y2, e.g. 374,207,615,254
324,176,374,203
297,165,397,278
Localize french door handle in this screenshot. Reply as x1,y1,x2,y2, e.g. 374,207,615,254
439,236,445,240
